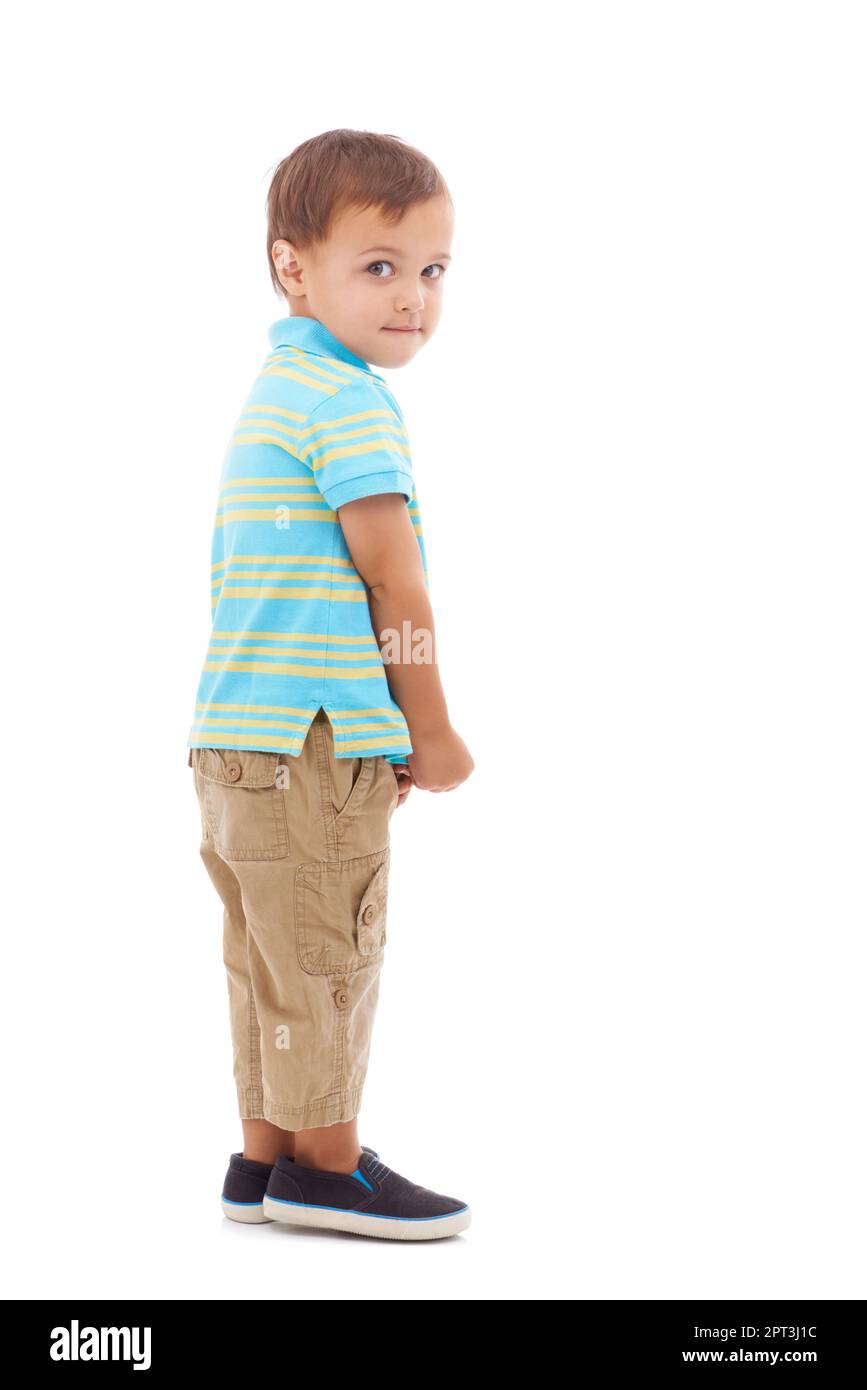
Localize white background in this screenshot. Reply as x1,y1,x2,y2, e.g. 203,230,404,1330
2,1,865,1300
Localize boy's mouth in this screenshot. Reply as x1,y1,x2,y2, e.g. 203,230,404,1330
382,326,421,333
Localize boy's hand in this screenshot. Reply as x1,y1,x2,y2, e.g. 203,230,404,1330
406,724,475,792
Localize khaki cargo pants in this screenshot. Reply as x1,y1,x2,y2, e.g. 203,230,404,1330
189,709,400,1131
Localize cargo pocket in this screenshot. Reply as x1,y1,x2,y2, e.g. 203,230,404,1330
197,747,289,861
295,847,390,976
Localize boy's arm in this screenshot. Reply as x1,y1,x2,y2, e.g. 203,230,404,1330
337,493,451,742
301,377,473,790
339,494,474,791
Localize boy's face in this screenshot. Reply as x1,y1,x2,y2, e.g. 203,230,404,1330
273,195,454,369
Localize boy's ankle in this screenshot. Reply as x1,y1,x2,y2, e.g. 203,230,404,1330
243,1147,293,1165
293,1147,362,1175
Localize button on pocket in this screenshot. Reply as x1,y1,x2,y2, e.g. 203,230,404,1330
356,859,388,955
295,847,390,975
197,747,289,861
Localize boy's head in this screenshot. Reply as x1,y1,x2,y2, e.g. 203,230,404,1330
266,129,454,369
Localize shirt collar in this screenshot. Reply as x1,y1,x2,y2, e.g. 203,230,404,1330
268,315,374,375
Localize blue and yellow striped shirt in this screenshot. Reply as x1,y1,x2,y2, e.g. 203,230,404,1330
186,315,427,762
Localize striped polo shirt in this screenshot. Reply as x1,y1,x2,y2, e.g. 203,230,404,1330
186,315,427,762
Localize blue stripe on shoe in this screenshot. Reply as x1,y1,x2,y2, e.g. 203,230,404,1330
351,1168,375,1191
222,1197,265,1206
265,1194,469,1220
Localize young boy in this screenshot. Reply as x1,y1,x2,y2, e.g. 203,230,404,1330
186,130,474,1240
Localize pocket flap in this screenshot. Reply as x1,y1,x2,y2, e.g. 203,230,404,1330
356,860,389,955
295,848,390,974
196,747,281,788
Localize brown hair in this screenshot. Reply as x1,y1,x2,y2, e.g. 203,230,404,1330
265,129,452,300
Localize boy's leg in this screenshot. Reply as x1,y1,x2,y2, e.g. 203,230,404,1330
239,722,397,1150
242,1117,358,1170
194,824,297,1161
195,802,273,1127
241,1118,298,1164
192,715,399,1166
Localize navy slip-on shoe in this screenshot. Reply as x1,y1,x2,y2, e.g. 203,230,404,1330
221,1153,275,1224
262,1148,471,1241
221,1146,380,1224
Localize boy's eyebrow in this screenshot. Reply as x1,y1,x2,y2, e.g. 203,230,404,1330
357,245,452,262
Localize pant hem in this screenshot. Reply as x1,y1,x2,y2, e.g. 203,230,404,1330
238,1086,366,1132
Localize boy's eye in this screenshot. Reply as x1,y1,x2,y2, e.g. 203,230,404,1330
366,261,447,279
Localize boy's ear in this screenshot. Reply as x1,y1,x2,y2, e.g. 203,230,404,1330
273,239,304,298
272,239,292,271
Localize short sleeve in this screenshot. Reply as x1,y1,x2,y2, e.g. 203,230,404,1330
302,378,415,510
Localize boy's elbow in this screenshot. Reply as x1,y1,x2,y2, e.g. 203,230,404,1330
368,558,427,603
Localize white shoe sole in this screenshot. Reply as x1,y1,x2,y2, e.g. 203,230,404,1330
262,1193,471,1240
221,1198,273,1224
